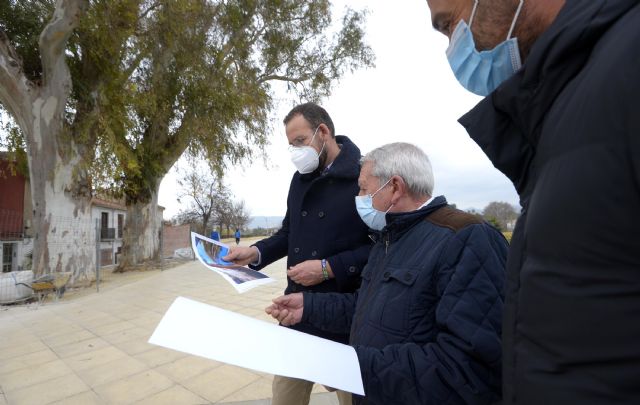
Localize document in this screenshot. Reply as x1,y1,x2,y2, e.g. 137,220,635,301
149,296,365,396
191,232,274,293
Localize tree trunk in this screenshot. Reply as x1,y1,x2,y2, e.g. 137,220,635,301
28,110,94,280
0,0,92,281
118,185,161,270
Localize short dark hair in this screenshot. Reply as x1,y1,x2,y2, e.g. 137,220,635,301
283,102,335,138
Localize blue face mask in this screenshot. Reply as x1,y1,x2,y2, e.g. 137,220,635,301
446,0,523,96
355,179,392,231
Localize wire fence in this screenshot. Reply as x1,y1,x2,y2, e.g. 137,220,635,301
0,210,194,304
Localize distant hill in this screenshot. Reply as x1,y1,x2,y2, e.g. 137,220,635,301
247,216,285,230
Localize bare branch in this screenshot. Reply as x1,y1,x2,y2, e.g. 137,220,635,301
0,29,34,132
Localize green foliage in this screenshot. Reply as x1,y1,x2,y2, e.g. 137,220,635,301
2,0,374,206
0,0,53,83
0,114,28,176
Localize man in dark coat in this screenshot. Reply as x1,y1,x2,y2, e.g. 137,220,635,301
266,142,508,404
427,0,640,402
225,102,371,405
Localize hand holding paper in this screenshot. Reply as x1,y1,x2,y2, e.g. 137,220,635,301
191,232,273,293
223,245,260,266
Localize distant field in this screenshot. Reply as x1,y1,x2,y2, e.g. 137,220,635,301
503,232,513,242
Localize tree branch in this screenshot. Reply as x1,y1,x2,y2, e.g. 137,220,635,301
0,29,34,133
39,0,87,94
257,73,312,84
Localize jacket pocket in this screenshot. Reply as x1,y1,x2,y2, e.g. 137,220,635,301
369,267,419,333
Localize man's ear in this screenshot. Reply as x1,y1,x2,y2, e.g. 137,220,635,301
317,123,332,140
390,175,406,204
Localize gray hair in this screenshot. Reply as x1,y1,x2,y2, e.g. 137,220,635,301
361,142,434,198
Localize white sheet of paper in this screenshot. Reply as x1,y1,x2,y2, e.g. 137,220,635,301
148,296,365,396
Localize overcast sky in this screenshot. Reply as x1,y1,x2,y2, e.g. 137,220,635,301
158,0,520,219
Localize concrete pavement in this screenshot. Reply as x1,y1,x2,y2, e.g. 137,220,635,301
0,247,342,404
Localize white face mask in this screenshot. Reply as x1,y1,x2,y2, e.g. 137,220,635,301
289,126,325,174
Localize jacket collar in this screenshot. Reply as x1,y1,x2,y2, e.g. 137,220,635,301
376,196,449,243
298,135,361,181
458,0,637,197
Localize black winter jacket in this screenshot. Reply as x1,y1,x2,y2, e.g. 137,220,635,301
459,1,640,403
251,135,371,343
302,197,508,404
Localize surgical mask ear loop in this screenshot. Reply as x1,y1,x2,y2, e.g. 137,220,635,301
468,0,479,29
371,178,394,212
371,178,392,199
468,0,524,40
506,0,524,40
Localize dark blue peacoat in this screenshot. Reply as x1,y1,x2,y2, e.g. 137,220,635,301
251,135,371,343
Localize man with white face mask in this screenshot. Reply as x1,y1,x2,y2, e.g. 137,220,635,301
266,142,509,405
427,0,640,403
225,102,371,405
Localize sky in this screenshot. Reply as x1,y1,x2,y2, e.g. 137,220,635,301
158,0,520,219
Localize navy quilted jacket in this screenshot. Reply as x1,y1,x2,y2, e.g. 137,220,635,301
302,196,508,404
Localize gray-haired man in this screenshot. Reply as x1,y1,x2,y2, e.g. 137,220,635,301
267,142,509,404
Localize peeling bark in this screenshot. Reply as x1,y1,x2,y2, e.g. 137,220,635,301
0,0,92,280
119,185,162,270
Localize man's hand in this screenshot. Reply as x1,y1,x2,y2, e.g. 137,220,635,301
265,293,303,326
287,259,329,286
223,246,259,266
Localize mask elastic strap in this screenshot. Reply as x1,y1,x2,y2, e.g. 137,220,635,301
468,0,479,29
371,178,392,198
317,140,326,158
506,0,524,40
308,126,320,145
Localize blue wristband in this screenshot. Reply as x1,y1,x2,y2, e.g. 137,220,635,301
321,259,329,281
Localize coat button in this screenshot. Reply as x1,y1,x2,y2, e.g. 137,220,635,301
301,211,307,217
311,250,317,257
348,266,356,273
318,211,325,218
294,247,300,253
383,271,390,278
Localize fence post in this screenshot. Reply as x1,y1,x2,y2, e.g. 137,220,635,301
95,218,100,293
159,224,164,271
190,225,195,261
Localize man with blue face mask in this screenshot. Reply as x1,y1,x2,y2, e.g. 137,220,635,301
265,142,509,404
427,0,640,403
224,102,371,405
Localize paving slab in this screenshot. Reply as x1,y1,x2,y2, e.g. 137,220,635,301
0,240,344,404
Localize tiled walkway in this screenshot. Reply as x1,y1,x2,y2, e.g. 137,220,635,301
0,249,340,404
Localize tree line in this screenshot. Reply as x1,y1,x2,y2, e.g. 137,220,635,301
171,161,251,237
